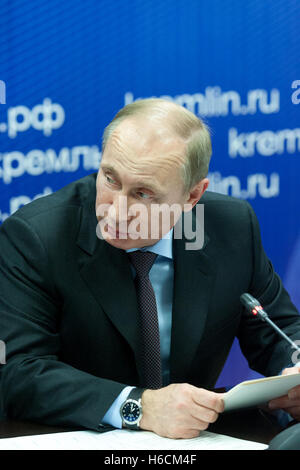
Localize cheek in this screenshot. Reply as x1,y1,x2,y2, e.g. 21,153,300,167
132,206,151,225
95,187,113,221
96,185,111,205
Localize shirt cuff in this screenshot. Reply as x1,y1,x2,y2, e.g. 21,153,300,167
101,386,135,429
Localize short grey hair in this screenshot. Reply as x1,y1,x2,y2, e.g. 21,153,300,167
102,98,212,193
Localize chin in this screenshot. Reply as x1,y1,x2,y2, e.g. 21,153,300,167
103,234,145,250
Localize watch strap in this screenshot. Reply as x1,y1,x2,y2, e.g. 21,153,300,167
127,387,146,402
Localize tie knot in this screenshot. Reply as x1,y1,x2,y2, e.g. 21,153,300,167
128,250,157,278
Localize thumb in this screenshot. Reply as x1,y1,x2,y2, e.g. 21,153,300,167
282,366,300,376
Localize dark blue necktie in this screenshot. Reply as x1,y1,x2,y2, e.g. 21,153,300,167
128,250,162,389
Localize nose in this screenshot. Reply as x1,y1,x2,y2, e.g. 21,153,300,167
108,194,131,228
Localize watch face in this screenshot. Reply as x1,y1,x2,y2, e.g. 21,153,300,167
121,400,141,424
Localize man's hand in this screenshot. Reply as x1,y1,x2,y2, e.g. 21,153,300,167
268,366,300,421
139,383,224,439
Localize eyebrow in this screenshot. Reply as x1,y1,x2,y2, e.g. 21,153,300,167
101,164,163,195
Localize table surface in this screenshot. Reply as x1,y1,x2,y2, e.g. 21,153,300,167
0,407,284,445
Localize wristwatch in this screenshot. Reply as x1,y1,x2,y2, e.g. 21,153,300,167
120,387,145,430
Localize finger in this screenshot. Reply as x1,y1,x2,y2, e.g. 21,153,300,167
269,396,300,410
193,389,224,413
288,385,300,400
190,403,219,424
171,409,211,432
268,394,289,409
189,416,211,431
282,367,300,376
269,384,300,409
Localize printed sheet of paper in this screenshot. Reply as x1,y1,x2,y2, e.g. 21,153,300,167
0,428,267,450
223,372,300,411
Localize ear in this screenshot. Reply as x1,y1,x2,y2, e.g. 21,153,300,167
183,178,209,212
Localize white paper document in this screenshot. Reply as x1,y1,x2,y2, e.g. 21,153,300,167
0,428,267,450
223,372,300,411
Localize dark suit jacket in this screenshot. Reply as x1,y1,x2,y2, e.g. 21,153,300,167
0,173,300,431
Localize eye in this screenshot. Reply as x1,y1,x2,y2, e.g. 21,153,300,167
136,191,151,199
105,174,116,185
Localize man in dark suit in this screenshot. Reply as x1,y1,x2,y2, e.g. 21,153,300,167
1,98,300,439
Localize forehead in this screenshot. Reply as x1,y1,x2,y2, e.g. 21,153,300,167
102,118,186,181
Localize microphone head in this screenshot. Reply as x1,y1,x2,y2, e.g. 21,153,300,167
240,293,261,312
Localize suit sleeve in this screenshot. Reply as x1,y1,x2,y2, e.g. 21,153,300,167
0,214,126,431
237,202,300,377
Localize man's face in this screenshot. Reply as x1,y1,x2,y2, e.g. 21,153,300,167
95,118,196,250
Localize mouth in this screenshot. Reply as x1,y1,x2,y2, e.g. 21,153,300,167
107,224,129,239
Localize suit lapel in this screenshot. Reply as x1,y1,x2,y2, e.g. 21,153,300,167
76,200,144,383
170,218,216,383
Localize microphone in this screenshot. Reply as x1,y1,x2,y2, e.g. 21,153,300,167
240,293,300,355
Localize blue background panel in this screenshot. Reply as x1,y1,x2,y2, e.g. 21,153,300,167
0,0,299,387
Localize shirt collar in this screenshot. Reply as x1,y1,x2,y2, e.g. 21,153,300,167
126,228,173,260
